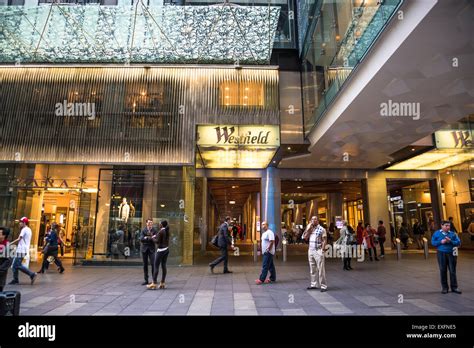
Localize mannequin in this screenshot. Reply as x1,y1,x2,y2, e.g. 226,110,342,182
119,197,130,223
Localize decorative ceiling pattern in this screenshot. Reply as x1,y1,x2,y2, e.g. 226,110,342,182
0,3,280,64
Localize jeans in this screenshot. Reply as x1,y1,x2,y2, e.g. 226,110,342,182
210,247,229,272
12,256,34,282
379,238,385,256
343,257,351,269
259,252,276,282
40,247,63,272
152,249,169,284
437,251,458,290
368,247,378,260
142,249,155,282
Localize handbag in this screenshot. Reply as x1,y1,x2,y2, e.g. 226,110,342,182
42,243,50,255
210,234,219,248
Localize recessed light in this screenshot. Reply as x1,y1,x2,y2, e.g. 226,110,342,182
225,96,230,99
229,201,236,204
273,161,276,164
411,148,415,151
388,161,391,164
160,204,165,208
338,181,343,184
245,87,249,91
225,87,229,90
244,96,248,99
297,186,302,189
232,185,239,189
287,147,291,150
141,91,146,96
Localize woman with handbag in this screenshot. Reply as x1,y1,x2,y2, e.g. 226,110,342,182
147,220,170,290
335,221,354,270
362,223,379,261
37,222,65,274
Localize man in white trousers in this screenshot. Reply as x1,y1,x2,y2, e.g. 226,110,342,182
303,216,327,292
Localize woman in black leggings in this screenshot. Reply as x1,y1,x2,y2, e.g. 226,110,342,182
147,220,170,290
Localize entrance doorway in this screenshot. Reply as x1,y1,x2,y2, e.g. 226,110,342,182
194,178,261,258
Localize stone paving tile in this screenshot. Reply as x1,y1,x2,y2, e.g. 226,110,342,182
5,253,473,316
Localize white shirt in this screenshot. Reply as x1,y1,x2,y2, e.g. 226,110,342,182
261,229,275,255
17,226,32,255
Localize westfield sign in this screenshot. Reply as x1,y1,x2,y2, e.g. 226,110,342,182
214,126,271,145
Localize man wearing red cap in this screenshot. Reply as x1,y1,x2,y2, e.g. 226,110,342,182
9,217,37,285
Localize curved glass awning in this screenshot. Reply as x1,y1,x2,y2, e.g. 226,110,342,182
0,3,280,64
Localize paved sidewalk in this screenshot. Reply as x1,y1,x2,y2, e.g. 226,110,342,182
4,252,473,316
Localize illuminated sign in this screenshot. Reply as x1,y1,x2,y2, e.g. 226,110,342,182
435,130,473,149
196,125,280,169
197,125,279,147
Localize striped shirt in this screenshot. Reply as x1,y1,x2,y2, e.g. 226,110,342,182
309,225,326,250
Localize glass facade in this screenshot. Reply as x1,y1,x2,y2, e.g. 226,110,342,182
300,0,402,134
0,163,195,265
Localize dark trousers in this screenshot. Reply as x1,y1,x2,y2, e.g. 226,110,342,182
379,238,385,256
343,257,351,269
0,271,7,291
152,249,169,284
142,249,155,282
210,247,228,271
259,252,276,282
368,247,378,260
40,251,63,272
437,251,458,290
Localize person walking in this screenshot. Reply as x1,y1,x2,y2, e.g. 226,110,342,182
209,216,233,274
148,220,170,290
362,223,379,261
9,217,37,285
140,218,157,285
37,222,64,274
376,220,387,258
303,216,327,292
255,221,276,284
431,220,462,294
0,227,12,292
412,220,424,249
335,220,353,270
399,222,409,249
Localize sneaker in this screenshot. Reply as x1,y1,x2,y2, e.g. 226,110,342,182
380,255,385,258
59,267,65,274
8,280,19,285
223,270,233,274
320,288,328,292
264,279,271,284
307,286,319,290
451,288,462,294
30,273,37,285
441,289,448,294
255,279,263,285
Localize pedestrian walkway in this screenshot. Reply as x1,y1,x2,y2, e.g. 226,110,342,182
3,252,473,316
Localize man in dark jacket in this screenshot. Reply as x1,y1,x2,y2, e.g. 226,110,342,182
140,219,157,285
209,216,233,274
0,227,12,292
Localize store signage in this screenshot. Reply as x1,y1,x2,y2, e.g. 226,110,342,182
435,130,473,149
13,178,74,189
197,125,279,147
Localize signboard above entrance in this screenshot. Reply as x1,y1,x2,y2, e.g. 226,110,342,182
196,125,280,169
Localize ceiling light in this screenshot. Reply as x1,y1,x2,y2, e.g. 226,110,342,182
273,161,276,164
225,96,230,99
411,148,415,152
232,185,239,189
287,147,291,150
244,96,248,99
229,201,236,204
387,161,391,164
245,87,249,91
160,204,165,208
339,181,343,184
141,91,146,96
225,87,229,90
297,186,302,189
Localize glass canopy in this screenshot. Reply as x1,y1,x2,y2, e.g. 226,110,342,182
0,3,280,64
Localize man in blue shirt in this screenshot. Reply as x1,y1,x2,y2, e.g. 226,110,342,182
431,220,462,294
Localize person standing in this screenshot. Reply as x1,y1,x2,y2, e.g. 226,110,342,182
335,220,353,270
362,223,379,261
255,221,276,284
356,221,364,246
431,220,462,294
448,217,458,235
303,216,327,292
37,222,64,274
9,217,37,285
376,220,387,258
140,218,157,285
0,227,12,292
148,220,170,290
209,216,233,274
